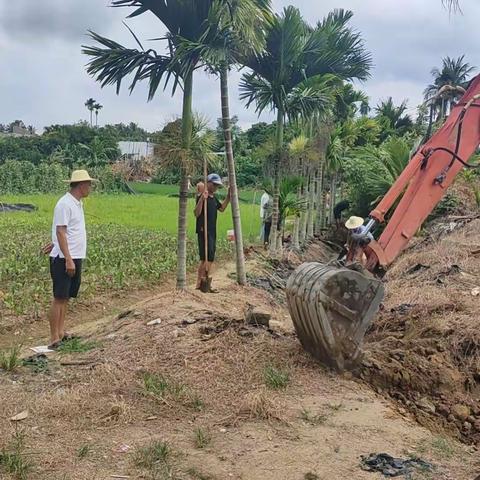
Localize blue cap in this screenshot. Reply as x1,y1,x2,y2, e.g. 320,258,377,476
207,173,223,186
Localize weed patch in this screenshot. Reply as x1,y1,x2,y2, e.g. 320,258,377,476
194,427,211,449
0,431,32,480
264,365,290,390
134,440,173,479
77,444,91,459
57,338,98,354
0,345,22,372
142,372,203,410
300,407,327,426
186,467,214,480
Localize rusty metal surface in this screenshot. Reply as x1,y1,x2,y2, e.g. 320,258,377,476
286,262,384,371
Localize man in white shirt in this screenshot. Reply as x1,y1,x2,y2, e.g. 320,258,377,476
47,170,95,348
260,190,272,245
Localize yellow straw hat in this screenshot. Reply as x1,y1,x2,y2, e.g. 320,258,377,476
64,169,97,183
345,216,364,230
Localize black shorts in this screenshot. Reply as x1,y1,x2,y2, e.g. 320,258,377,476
197,232,216,262
50,256,82,300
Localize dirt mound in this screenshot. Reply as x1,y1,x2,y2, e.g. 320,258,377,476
362,218,480,445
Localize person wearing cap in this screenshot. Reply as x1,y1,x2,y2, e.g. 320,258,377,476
194,173,230,291
46,169,96,348
345,216,375,264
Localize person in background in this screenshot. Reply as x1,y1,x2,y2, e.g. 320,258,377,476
47,169,96,349
260,189,272,245
262,196,273,247
333,199,350,227
194,173,230,292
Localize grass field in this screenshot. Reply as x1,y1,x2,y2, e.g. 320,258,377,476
0,191,262,320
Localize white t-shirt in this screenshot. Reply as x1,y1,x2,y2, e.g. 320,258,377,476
260,192,270,219
50,192,87,259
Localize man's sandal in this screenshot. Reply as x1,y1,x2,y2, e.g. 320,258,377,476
47,341,62,350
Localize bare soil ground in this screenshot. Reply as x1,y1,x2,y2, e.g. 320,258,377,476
1,246,479,479
363,217,480,446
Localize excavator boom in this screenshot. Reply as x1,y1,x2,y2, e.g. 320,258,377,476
287,75,480,371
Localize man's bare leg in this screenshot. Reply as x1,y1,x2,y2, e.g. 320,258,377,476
58,300,68,340
49,298,67,344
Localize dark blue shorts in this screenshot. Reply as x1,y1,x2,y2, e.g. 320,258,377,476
50,256,82,299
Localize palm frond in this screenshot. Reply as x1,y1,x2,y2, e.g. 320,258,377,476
239,72,275,114
82,30,176,99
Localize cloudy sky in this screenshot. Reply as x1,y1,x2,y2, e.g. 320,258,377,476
0,0,478,132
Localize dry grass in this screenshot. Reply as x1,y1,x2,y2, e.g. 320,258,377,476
364,219,480,443
240,391,287,423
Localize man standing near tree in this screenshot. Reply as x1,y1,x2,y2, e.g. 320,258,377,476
194,173,230,292
47,170,95,349
260,189,272,246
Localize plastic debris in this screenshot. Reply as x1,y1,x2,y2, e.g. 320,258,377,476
361,453,433,478
146,318,162,326
10,410,29,422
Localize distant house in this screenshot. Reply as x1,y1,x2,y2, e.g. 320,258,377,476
0,125,35,138
118,141,155,161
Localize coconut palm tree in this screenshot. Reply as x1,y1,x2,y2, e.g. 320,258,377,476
85,98,96,127
82,0,231,290
93,102,103,128
174,0,272,285
240,7,372,254
424,55,475,122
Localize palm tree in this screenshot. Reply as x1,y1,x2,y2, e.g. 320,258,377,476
85,98,96,127
154,115,216,177
288,135,310,247
375,97,413,137
93,102,103,127
424,55,475,122
82,0,230,290
175,0,272,285
241,7,372,254
442,0,461,11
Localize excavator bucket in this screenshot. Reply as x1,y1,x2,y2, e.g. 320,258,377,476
286,262,384,371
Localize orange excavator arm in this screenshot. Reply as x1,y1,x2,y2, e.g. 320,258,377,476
364,74,480,271
286,76,480,372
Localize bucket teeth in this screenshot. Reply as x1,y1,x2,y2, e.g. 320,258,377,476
286,262,384,371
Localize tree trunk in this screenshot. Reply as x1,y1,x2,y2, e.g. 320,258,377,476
329,173,337,224
315,160,325,234
306,172,315,238
95,112,98,128
292,215,300,249
89,110,93,128
176,69,194,290
220,66,246,285
269,108,284,255
298,163,307,243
